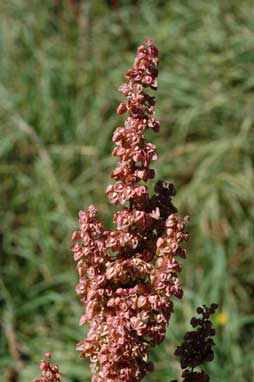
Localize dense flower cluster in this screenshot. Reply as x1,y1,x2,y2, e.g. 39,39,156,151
33,353,61,382
174,304,218,382
106,38,160,205
71,39,190,382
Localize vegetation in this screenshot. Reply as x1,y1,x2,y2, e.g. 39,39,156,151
0,1,253,381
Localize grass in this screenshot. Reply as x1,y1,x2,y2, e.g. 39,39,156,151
0,0,253,381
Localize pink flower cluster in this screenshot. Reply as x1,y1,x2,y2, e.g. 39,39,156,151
33,353,61,382
71,39,190,382
106,38,160,205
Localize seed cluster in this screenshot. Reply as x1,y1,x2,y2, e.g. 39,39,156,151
71,39,189,382
33,353,61,382
174,304,218,382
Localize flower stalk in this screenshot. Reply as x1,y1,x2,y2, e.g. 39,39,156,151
71,39,189,382
173,304,218,382
32,39,219,382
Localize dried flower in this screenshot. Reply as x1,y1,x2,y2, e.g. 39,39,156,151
33,353,61,382
72,39,189,382
174,304,218,382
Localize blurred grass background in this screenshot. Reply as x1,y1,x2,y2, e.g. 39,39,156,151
0,0,253,381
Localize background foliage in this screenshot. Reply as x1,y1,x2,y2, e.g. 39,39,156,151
0,0,253,381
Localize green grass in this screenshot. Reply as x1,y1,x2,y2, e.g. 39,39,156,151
0,1,253,381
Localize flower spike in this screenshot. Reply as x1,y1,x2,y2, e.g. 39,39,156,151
72,39,189,382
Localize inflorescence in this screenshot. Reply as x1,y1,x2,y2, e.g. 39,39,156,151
174,304,218,382
33,39,218,382
33,353,61,382
71,39,189,382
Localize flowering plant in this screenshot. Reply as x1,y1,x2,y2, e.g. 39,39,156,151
33,39,217,382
